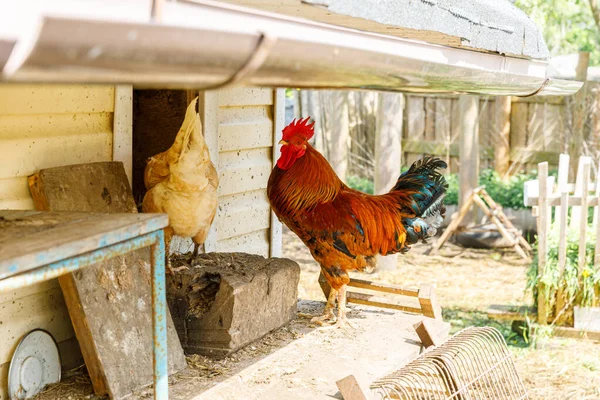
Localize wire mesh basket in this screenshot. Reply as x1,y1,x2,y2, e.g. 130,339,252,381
370,326,528,400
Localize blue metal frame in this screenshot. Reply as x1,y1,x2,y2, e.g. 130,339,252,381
0,230,169,400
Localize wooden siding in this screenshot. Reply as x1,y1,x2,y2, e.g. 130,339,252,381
201,88,277,258
0,84,116,399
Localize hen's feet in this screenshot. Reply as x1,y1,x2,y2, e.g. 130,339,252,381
310,310,337,326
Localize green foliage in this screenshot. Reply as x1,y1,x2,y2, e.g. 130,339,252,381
515,0,600,65
528,222,600,312
346,175,374,194
444,169,537,210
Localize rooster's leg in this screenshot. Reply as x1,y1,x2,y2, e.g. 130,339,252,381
311,288,338,325
329,285,354,329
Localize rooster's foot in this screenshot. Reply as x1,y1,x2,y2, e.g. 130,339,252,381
310,310,336,326
320,314,355,330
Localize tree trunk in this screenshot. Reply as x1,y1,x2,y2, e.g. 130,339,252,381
458,95,479,226
375,92,404,270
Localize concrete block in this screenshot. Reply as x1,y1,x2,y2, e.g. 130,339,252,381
167,252,300,359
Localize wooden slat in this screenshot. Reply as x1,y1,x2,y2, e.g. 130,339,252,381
0,132,113,180
407,96,425,140
346,292,422,314
0,84,114,115
219,87,273,107
347,278,419,297
218,120,273,152
112,85,133,186
424,97,436,141
510,101,528,149
0,279,58,304
217,229,270,257
570,157,592,230
0,112,113,140
487,304,536,321
217,202,271,241
578,162,591,280
458,95,479,225
537,162,549,325
555,191,570,326
270,89,285,258
218,163,271,196
0,287,75,365
434,98,451,142
493,96,511,177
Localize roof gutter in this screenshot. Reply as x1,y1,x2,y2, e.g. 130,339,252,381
1,0,583,96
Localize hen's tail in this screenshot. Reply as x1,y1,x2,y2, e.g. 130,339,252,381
391,157,448,245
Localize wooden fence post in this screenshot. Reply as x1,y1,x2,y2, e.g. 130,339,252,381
375,92,404,270
569,51,589,179
327,91,350,182
458,95,479,226
493,96,511,179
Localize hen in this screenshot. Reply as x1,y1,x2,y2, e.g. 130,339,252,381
267,118,447,327
142,97,219,267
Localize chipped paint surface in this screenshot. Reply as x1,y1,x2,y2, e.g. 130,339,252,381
0,229,170,399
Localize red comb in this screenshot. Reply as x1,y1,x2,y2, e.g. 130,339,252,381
282,117,315,141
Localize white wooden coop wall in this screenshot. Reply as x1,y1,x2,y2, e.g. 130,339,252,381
0,84,132,399
200,87,284,258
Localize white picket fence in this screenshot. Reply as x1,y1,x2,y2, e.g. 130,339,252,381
526,154,600,326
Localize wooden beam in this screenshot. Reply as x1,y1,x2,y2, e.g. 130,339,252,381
336,375,370,400
458,95,479,225
270,88,285,258
347,278,419,297
569,51,590,179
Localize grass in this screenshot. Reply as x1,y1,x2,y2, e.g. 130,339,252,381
283,227,600,400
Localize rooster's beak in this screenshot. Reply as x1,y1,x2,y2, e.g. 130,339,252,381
278,140,288,145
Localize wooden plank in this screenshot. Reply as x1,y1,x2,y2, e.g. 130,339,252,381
0,112,113,141
407,96,425,140
487,304,536,321
336,375,369,400
458,95,479,226
218,162,272,196
0,287,75,365
434,98,451,143
527,102,544,149
112,85,133,187
570,157,592,230
577,162,591,281
417,283,442,320
198,90,220,253
217,201,271,240
0,132,113,180
219,87,273,107
0,279,58,304
555,191,570,326
346,292,422,314
493,96,511,177
510,101,528,149
347,278,419,297
570,52,590,178
218,120,273,152
0,84,114,115
217,229,270,257
544,104,562,152
537,162,549,325
270,89,285,258
413,318,451,348
542,326,600,341
424,97,436,141
509,147,561,164
27,162,185,399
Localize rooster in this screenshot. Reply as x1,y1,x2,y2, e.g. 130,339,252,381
267,118,447,328
142,97,219,269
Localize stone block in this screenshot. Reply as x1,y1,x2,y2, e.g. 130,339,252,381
167,253,300,359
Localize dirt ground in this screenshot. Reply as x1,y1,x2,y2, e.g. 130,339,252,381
33,227,600,400
283,227,600,400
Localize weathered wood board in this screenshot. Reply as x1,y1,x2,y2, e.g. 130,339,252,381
28,162,186,399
